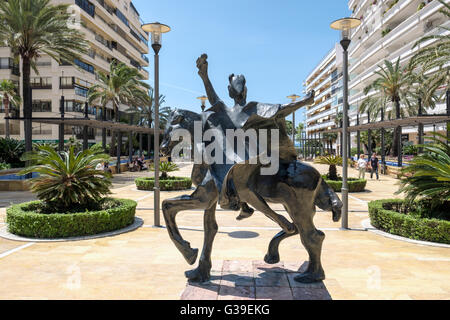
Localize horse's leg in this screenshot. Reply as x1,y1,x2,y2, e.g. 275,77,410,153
264,229,299,264
244,193,296,234
162,183,217,265
185,201,218,282
264,204,299,264
285,198,326,283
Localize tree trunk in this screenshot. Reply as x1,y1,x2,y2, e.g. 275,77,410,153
22,57,32,173
392,98,402,161
3,97,9,138
329,164,338,181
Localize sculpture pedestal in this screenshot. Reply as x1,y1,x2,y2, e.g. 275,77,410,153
180,260,332,300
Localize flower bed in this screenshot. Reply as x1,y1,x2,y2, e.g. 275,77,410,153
323,176,367,193
135,177,192,191
368,199,450,244
6,198,137,239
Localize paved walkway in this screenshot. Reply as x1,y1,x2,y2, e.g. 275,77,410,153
0,162,448,300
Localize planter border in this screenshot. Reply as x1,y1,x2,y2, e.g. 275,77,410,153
0,217,143,243
6,198,137,239
362,219,450,248
323,177,367,193
135,177,192,191
368,199,450,245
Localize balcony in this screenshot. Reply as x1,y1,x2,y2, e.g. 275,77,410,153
307,120,336,132
350,16,450,92
75,0,95,18
305,47,335,84
307,108,337,124
307,96,333,116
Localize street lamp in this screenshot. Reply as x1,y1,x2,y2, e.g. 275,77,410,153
142,22,171,227
330,17,361,230
287,94,300,147
197,95,208,112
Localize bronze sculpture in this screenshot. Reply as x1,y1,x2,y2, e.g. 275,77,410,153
160,54,343,283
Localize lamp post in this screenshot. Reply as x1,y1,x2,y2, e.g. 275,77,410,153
197,95,208,112
287,94,300,148
142,22,171,227
331,17,361,230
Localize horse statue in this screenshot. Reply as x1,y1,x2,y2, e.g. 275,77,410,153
159,54,343,283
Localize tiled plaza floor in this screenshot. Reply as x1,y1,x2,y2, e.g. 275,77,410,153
0,162,448,300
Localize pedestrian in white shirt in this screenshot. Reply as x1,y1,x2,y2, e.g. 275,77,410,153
357,155,367,179
95,162,104,171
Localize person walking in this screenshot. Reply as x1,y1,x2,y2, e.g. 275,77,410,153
369,153,379,180
357,154,367,179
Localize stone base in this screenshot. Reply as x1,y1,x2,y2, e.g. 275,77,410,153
0,180,30,191
180,260,332,300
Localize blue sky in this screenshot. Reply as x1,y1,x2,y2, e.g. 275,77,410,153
133,0,351,126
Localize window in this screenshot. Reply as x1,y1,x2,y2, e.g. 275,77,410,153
32,100,52,112
75,86,88,98
31,77,52,89
60,76,74,89
115,8,129,27
64,100,84,113
75,0,95,17
74,59,95,74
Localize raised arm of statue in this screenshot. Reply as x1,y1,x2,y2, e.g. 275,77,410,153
196,54,222,107
277,90,315,118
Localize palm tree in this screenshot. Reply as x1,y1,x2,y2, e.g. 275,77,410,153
0,0,88,154
410,0,449,110
151,161,179,180
88,62,150,155
359,58,415,158
397,132,450,207
314,155,342,181
0,80,21,138
127,87,170,129
20,145,112,211
295,122,305,142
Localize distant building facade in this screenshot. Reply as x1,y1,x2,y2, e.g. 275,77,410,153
0,0,149,144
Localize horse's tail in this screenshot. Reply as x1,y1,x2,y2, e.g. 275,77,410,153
314,178,343,222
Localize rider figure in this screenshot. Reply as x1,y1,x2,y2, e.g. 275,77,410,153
196,54,315,220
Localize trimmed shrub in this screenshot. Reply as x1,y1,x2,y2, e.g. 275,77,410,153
323,176,367,192
6,198,137,239
368,199,450,244
135,177,192,191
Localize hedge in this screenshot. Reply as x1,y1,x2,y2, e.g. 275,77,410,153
368,199,450,244
6,198,137,239
323,176,367,193
135,177,192,191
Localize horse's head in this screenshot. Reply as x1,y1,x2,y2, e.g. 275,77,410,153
160,109,201,156
315,180,343,222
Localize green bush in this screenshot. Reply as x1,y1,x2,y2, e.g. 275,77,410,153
135,177,192,191
0,162,11,170
323,176,367,192
368,199,450,244
0,138,25,168
6,198,137,239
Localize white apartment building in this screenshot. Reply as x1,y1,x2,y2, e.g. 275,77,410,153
347,0,449,144
303,43,344,141
0,0,149,144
